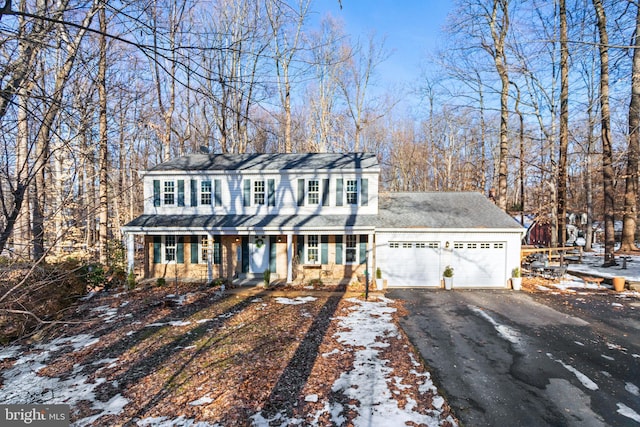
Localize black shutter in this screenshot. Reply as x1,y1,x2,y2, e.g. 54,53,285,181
268,179,275,206
361,178,368,206
177,180,185,207
214,179,222,206
153,180,161,207
190,180,198,206
322,179,330,206
297,179,305,206
243,179,251,207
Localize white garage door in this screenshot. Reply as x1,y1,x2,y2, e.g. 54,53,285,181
451,241,507,287
378,241,441,287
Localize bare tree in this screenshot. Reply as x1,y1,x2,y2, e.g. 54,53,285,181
337,32,391,152
620,1,640,252
557,0,569,246
482,0,510,211
592,0,616,266
266,0,311,153
98,2,108,265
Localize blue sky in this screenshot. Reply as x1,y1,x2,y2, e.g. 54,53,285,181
314,1,453,91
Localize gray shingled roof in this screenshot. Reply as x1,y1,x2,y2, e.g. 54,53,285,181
377,192,523,230
147,152,379,172
123,192,523,231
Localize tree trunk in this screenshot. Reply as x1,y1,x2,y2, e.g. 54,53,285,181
98,4,109,266
487,0,510,211
593,0,616,266
557,0,569,246
14,81,31,260
620,2,640,252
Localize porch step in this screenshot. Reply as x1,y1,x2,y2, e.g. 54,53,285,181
234,272,281,286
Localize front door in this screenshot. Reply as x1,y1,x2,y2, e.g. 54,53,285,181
250,235,269,273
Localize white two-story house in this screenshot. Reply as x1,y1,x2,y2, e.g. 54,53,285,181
122,152,524,288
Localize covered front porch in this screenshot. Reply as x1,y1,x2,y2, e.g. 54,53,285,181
124,231,375,285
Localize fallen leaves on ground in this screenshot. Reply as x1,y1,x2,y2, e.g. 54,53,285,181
0,282,457,426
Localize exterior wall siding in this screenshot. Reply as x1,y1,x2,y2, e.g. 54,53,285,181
143,171,378,216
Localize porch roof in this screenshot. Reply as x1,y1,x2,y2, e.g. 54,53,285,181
123,213,378,233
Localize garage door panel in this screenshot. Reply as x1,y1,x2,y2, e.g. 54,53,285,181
453,242,506,287
379,241,440,287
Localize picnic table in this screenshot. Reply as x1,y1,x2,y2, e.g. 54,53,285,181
528,261,567,279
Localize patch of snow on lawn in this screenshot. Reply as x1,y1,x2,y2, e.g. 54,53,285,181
137,416,222,426
0,333,131,426
249,296,455,427
324,296,455,427
90,305,118,322
189,396,214,406
617,403,640,423
546,353,599,391
0,345,21,360
274,296,317,305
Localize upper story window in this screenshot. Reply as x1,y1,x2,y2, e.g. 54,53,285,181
308,180,319,205
244,178,275,207
201,181,212,205
164,181,175,205
254,180,265,205
346,180,358,205
335,178,368,207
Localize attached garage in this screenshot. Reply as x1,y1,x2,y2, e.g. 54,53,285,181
375,193,524,289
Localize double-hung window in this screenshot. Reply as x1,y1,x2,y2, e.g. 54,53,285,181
254,180,265,205
307,235,319,263
308,180,319,205
201,181,212,205
164,181,175,205
201,236,210,263
346,179,358,205
165,235,177,262
345,235,357,263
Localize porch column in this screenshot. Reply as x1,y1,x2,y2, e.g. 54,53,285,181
286,233,294,283
207,233,213,283
126,233,135,273
368,232,374,283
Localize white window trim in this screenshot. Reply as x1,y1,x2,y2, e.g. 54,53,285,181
254,180,265,205
306,235,319,264
163,180,175,206
201,181,212,205
345,235,358,264
307,179,320,205
164,235,177,263
345,179,358,205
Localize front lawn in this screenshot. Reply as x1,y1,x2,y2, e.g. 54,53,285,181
0,283,457,426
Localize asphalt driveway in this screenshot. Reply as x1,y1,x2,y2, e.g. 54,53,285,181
389,289,640,427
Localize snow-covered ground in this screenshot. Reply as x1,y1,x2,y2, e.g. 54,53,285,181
0,296,456,427
537,248,640,295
